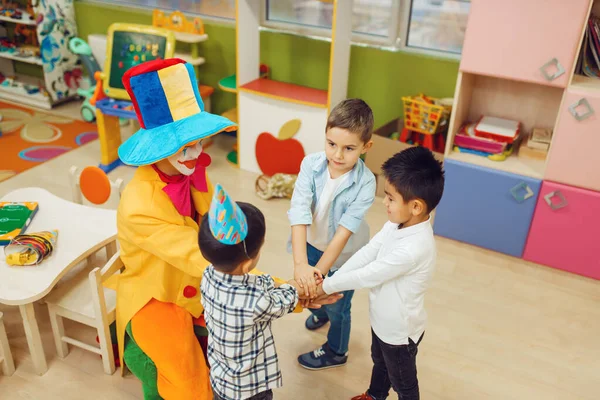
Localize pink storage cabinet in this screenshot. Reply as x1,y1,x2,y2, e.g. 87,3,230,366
523,181,600,279
544,86,600,192
460,0,591,88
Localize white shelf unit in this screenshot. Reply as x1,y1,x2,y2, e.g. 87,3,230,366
0,0,80,109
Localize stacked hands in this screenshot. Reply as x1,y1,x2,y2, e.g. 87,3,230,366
289,263,339,309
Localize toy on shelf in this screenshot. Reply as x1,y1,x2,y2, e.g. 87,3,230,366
518,127,553,161
400,94,451,153
152,9,205,35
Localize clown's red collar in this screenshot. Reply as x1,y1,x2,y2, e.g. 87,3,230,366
152,152,212,217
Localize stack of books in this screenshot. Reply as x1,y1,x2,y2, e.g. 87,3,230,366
453,116,521,160
576,15,600,78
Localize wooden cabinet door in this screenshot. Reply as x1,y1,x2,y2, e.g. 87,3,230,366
460,0,590,87
523,181,600,279
545,87,600,191
433,160,542,257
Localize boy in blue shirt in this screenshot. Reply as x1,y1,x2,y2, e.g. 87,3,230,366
288,98,376,370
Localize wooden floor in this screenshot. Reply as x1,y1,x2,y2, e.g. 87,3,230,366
0,101,599,399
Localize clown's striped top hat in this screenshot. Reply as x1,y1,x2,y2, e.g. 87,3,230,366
118,58,236,166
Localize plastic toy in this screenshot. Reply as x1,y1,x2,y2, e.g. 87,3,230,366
152,9,205,35
68,37,102,122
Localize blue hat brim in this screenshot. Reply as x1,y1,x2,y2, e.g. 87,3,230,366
118,112,237,166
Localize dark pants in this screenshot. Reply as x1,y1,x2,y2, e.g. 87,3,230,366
368,330,423,400
213,389,273,400
306,243,354,355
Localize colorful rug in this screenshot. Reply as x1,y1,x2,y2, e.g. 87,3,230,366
0,101,98,183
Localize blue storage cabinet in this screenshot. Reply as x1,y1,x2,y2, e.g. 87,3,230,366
433,159,542,257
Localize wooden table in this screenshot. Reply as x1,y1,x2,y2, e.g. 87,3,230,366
0,188,117,375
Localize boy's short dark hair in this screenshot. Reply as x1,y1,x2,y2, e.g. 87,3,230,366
199,202,266,273
382,147,445,213
326,98,374,143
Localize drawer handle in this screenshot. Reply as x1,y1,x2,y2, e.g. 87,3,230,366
539,57,565,81
510,182,534,203
544,190,568,210
568,98,594,121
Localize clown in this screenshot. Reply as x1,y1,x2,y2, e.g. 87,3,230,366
109,59,338,400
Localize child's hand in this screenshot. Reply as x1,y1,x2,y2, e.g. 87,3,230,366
287,279,310,300
306,292,343,309
294,263,323,299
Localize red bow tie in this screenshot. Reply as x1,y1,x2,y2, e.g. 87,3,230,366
152,152,212,217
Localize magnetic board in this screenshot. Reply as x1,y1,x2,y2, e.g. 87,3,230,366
103,23,175,100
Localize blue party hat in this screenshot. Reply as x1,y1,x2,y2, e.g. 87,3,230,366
208,184,248,245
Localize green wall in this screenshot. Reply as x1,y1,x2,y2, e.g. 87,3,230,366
74,1,459,127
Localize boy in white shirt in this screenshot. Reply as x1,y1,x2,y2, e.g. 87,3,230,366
316,146,445,400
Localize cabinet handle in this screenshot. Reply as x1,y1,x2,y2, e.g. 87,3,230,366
539,58,565,82
544,190,568,210
568,98,594,121
510,182,534,203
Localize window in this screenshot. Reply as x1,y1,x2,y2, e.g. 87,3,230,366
266,0,396,38
406,0,470,54
265,0,471,56
94,0,236,20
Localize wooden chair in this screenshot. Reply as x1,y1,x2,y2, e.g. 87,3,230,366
69,165,124,209
0,312,15,376
69,165,122,266
45,252,122,375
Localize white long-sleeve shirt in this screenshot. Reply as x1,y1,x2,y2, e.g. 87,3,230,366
322,218,436,345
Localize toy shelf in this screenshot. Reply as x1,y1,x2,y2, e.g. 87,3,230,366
0,74,50,109
445,72,564,179
174,52,205,66
239,78,328,108
0,50,42,65
219,74,237,93
173,31,208,43
0,11,36,26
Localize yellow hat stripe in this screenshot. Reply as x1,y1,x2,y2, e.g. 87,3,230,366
157,64,201,121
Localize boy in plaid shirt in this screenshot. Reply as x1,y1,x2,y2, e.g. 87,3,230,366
200,185,340,400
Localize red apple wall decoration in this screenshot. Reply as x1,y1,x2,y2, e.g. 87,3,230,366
255,118,305,176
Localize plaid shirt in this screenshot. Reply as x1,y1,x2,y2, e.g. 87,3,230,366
201,266,298,400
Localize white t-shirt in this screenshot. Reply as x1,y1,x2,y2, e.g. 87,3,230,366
307,171,350,251
322,218,436,345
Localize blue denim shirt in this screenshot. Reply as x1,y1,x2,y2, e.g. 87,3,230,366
287,152,376,269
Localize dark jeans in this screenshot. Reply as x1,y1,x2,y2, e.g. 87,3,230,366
368,330,423,400
306,243,354,355
213,389,273,400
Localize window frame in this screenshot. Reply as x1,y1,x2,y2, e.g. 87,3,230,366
261,0,463,60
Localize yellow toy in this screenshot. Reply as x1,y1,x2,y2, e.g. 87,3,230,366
152,9,205,35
